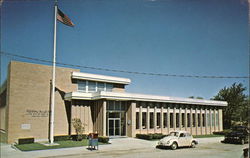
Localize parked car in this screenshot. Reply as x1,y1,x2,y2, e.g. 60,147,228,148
221,125,249,144
157,131,198,150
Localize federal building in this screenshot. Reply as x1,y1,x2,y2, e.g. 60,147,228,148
0,61,227,143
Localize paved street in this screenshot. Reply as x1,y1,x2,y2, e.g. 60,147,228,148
1,137,248,158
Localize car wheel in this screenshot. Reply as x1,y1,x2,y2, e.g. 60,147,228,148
241,139,245,145
191,141,196,148
171,142,178,150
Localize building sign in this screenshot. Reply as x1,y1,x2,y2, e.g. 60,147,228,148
21,124,31,130
26,109,49,117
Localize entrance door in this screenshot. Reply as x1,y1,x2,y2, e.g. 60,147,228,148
108,118,121,136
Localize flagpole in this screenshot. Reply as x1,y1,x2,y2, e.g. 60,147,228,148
50,0,58,144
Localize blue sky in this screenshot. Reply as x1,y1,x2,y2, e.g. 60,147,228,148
1,0,249,99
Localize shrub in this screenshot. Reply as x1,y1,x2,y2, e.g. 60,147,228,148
54,135,71,141
18,138,34,145
71,134,87,141
98,136,109,143
213,129,232,135
136,133,166,140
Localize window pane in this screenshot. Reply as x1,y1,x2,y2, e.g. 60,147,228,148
136,112,139,129
97,82,105,92
150,112,154,129
88,81,96,92
77,80,86,92
106,83,113,92
176,113,179,128
170,113,173,128
142,112,147,129
157,113,160,128
181,113,185,128
163,113,167,128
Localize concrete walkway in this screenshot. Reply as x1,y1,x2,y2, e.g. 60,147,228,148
0,137,244,158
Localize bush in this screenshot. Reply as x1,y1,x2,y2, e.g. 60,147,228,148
213,129,232,135
98,136,109,143
71,134,87,141
136,133,166,140
54,135,71,141
18,138,34,145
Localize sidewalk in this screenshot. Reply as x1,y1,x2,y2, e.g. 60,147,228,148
0,137,225,158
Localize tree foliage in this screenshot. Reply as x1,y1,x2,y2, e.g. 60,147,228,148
72,118,85,141
212,83,248,129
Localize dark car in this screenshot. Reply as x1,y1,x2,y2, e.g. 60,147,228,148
222,126,249,144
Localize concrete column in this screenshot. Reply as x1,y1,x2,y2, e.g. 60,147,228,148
179,106,182,130
103,100,106,136
195,107,198,135
218,109,223,131
209,109,212,134
127,102,136,137
147,105,150,133
167,106,170,133
161,105,163,133
139,105,142,133
190,106,193,134
154,106,157,132
205,108,208,135
185,107,187,131
173,107,176,131
200,108,203,135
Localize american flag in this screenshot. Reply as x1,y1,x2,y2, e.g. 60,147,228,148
57,8,74,27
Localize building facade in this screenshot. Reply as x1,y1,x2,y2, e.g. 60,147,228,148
0,61,227,143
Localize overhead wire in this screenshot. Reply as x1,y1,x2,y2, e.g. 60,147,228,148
1,51,249,79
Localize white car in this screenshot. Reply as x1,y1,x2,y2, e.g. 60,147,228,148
157,131,198,150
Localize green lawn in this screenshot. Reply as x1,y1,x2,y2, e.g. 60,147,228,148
15,139,106,151
193,134,223,138
0,132,7,143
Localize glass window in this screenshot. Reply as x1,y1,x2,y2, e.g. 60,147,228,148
108,101,114,110
198,114,201,127
187,113,190,127
157,113,160,128
216,112,219,127
170,113,173,128
97,82,105,92
142,112,147,129
77,80,86,92
106,83,113,92
88,81,96,92
136,112,139,129
181,113,185,127
150,112,154,129
176,113,179,128
114,101,120,110
192,113,196,127
163,113,167,128
202,113,205,127
212,113,215,126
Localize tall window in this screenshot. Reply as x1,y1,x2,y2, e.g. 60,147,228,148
212,113,215,126
163,113,167,128
192,113,196,127
150,112,154,129
176,113,179,128
198,114,201,127
187,113,190,127
142,112,147,129
216,112,219,127
181,113,185,127
170,113,173,128
157,113,160,128
202,113,205,127
136,112,139,129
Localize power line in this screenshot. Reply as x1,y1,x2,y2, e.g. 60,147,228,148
1,51,249,79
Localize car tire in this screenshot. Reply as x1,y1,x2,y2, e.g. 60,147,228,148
241,139,245,145
171,142,178,150
191,141,196,148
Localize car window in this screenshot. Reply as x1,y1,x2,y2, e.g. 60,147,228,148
169,132,179,136
179,133,185,137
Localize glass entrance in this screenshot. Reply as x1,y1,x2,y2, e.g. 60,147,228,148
108,118,121,136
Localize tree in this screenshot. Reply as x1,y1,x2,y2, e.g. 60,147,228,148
72,118,85,141
212,83,248,129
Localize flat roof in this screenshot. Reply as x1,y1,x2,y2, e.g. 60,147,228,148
65,91,227,107
72,72,131,85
